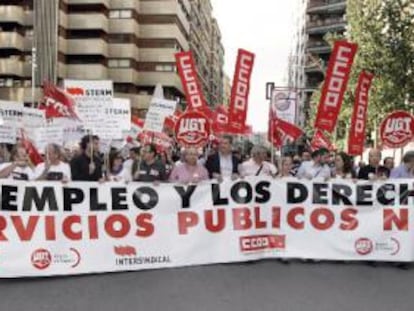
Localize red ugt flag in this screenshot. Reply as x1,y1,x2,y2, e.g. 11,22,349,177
41,81,79,120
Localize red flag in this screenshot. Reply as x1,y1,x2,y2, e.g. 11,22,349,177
175,51,208,111
212,105,229,134
228,49,255,131
128,115,144,139
311,129,334,151
314,41,358,132
270,118,303,148
164,109,183,130
41,82,79,120
20,130,43,166
348,71,374,156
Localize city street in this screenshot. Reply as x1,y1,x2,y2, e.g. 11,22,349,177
1,260,413,311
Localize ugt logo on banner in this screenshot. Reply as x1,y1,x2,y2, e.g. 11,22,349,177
174,110,211,147
380,111,414,148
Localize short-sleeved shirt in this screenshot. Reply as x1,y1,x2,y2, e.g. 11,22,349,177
35,162,72,181
0,162,35,180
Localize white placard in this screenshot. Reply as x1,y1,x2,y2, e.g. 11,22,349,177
144,98,177,133
0,125,17,144
63,80,113,130
109,98,131,131
271,89,297,124
32,125,64,151
22,107,46,128
0,100,24,125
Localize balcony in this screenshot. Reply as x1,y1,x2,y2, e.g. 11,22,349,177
110,0,140,9
24,10,33,26
306,17,346,34
304,57,326,74
0,58,23,76
0,6,24,25
66,64,108,80
137,72,183,93
108,44,139,59
66,39,108,56
139,1,190,34
108,68,138,84
115,93,152,110
0,32,24,50
306,41,331,54
0,87,42,103
139,48,177,62
68,13,108,32
139,24,189,51
307,0,346,14
109,19,139,34
67,0,109,7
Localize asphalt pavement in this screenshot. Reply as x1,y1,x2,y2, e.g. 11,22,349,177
1,260,413,311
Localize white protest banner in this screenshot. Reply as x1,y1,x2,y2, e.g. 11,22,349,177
92,98,131,140
0,178,413,278
0,125,17,144
271,88,297,124
31,125,64,151
63,80,113,130
144,98,177,133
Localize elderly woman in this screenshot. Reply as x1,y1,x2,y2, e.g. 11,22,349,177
0,146,35,180
169,147,209,184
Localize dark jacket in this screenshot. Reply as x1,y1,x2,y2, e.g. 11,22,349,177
357,165,390,180
205,152,240,178
70,153,103,181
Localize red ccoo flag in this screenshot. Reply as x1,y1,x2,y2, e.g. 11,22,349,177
314,40,358,132
41,81,79,120
228,49,255,132
347,71,374,156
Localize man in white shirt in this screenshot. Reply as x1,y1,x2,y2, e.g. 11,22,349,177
240,145,277,177
0,146,35,180
296,148,331,179
35,144,71,181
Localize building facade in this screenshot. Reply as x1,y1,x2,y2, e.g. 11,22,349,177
0,0,224,117
189,0,224,108
289,0,347,127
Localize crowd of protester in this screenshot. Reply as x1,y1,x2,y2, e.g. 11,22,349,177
0,134,413,183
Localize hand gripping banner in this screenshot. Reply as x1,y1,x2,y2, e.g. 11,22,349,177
228,49,255,131
314,41,358,132
348,71,374,156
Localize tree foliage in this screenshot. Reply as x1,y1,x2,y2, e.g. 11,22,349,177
307,0,414,148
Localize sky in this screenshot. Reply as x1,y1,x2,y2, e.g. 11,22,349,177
210,0,297,132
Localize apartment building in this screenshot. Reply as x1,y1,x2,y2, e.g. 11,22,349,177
289,0,347,127
189,0,224,107
0,0,224,117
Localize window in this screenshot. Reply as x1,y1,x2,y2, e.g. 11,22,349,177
0,78,14,87
108,59,132,68
155,64,175,72
109,10,133,19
